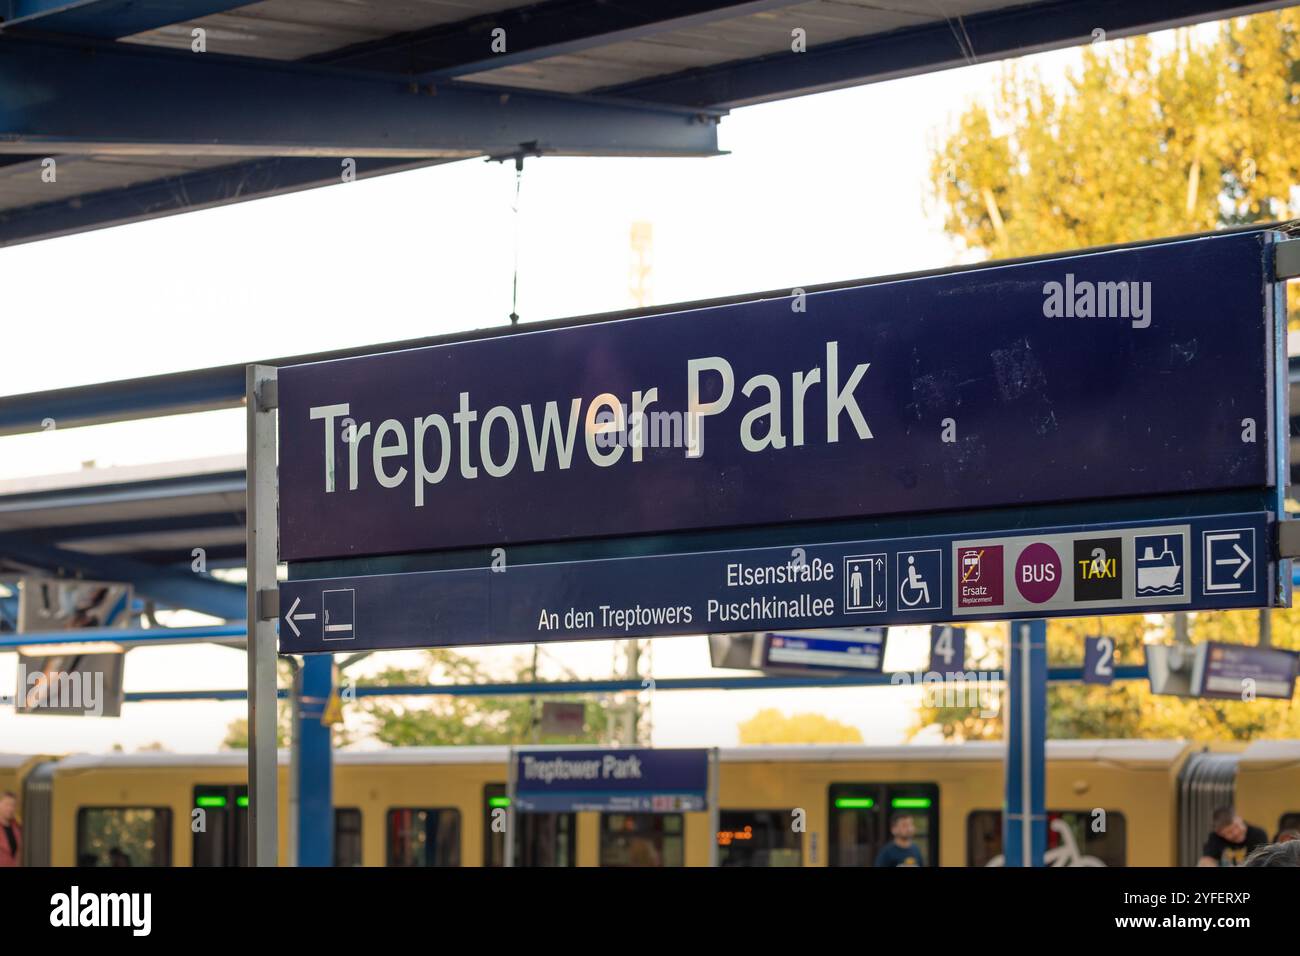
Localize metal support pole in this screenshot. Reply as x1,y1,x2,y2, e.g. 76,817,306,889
1259,609,1272,647
297,654,335,866
246,364,279,867
707,747,720,868
505,747,517,868
1003,620,1046,867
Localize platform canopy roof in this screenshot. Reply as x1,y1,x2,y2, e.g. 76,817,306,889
0,0,1290,247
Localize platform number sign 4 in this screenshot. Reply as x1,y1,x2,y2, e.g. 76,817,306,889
1083,635,1116,685
930,626,966,675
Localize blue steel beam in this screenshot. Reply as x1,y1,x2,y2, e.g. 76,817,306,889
0,1,255,36
80,666,1156,702
0,537,245,619
0,621,245,650
601,0,1296,107
0,357,247,429
0,34,724,157
313,0,795,79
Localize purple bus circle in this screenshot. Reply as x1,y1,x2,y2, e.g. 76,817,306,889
1015,543,1062,603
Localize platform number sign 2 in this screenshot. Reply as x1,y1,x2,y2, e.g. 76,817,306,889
1083,635,1116,685
930,626,966,675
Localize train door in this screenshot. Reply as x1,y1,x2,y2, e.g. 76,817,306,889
827,783,939,866
192,785,248,867
483,783,575,866
192,786,362,866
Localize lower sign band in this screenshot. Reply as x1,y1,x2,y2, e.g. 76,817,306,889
279,511,1278,653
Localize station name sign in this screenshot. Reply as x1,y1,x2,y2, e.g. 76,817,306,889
278,232,1277,562
513,748,710,813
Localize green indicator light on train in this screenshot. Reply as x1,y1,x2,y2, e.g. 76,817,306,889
236,796,249,808
489,797,510,808
834,797,874,809
196,795,227,808
892,798,932,809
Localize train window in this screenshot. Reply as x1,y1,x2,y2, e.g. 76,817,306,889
386,808,460,867
1276,813,1300,839
599,813,684,867
827,783,939,867
335,808,362,867
192,785,248,867
482,784,575,867
717,810,802,867
966,810,1127,866
76,807,172,867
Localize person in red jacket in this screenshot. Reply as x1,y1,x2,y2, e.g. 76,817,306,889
0,792,21,867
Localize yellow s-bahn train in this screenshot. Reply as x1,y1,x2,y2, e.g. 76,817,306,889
8,740,1299,867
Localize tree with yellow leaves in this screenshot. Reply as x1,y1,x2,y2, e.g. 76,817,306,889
916,10,1300,742
738,708,863,744
933,13,1300,257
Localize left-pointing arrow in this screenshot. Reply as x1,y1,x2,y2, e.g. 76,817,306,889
284,595,317,638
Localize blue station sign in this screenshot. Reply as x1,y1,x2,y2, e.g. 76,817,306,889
278,231,1279,563
278,511,1277,652
513,748,710,813
277,230,1290,652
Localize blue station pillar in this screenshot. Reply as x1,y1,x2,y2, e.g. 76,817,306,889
1003,619,1046,866
295,655,335,866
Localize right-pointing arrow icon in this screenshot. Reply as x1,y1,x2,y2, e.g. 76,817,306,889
1231,543,1251,579
1204,529,1256,594
284,595,317,638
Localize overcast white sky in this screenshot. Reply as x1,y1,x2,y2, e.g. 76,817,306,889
0,39,1111,754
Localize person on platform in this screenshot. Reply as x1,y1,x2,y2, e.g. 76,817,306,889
874,812,924,867
1197,806,1268,867
0,791,21,867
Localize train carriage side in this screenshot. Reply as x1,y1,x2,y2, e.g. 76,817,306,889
20,739,1199,867
40,753,292,867
716,740,1188,867
1038,740,1188,867
718,744,998,867
335,746,507,867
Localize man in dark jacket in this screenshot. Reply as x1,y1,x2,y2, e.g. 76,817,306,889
1198,806,1268,867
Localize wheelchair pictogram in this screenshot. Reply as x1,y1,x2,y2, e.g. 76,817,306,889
896,549,942,611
